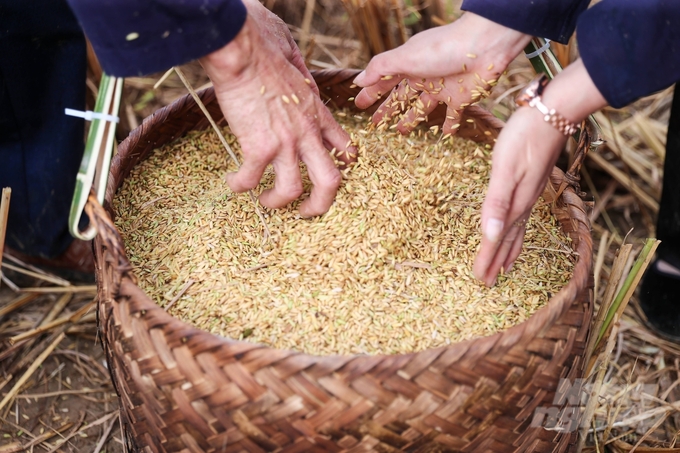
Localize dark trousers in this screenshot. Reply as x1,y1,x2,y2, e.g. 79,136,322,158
657,87,680,259
0,0,86,258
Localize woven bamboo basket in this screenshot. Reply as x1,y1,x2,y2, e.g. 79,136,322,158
90,69,593,453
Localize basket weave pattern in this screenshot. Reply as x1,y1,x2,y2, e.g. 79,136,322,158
92,69,593,453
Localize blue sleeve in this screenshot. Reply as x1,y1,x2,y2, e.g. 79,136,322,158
65,0,247,77
460,0,590,44
577,0,680,108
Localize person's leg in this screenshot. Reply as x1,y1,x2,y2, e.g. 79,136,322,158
639,85,680,340
0,0,91,272
655,89,680,253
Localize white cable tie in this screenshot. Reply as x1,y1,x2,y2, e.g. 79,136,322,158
64,108,119,123
525,39,552,59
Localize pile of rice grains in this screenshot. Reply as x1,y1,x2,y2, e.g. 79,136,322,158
113,111,576,356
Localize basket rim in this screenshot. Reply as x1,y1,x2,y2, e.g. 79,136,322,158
98,68,592,362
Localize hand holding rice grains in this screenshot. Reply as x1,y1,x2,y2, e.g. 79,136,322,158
113,110,576,356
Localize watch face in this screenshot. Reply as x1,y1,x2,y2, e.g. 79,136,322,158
515,74,548,107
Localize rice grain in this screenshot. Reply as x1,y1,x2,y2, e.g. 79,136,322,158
113,112,576,356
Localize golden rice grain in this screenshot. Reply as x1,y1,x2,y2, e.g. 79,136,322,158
113,112,576,356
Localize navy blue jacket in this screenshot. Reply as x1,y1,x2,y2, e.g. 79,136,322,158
67,0,679,109
463,0,680,108
66,0,247,78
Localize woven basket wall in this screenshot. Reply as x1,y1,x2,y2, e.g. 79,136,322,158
90,69,593,453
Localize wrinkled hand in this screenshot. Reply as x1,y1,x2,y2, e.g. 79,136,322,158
240,0,319,96
353,12,530,135
473,59,608,286
200,3,355,217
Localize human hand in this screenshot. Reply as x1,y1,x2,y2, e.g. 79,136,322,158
473,59,608,286
200,9,355,217
353,12,530,135
239,0,319,96
472,108,568,286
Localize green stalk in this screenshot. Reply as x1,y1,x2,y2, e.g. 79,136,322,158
80,74,113,176
524,38,561,79
68,73,123,240
595,238,660,347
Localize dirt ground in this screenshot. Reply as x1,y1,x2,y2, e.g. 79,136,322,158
0,286,123,453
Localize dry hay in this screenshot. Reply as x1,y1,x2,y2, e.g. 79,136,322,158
581,313,680,451
0,283,120,453
113,112,576,356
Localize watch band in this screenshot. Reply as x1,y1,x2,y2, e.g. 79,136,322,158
515,74,579,136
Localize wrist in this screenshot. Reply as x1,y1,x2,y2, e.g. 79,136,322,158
516,74,579,136
200,15,257,83
538,59,608,125
460,13,532,70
